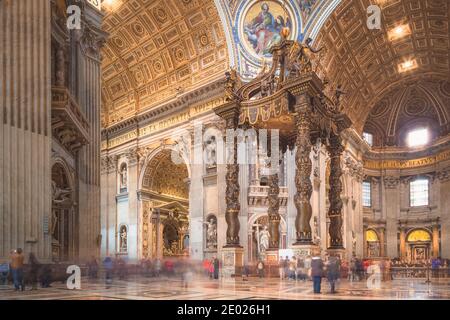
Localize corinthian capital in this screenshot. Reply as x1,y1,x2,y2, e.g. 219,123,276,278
383,176,400,189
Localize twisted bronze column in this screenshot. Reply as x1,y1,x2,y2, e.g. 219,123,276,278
294,97,313,244
224,109,241,247
268,172,281,249
327,134,344,249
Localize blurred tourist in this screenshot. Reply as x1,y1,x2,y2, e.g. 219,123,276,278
10,248,25,291
87,256,99,280
28,253,40,290
0,262,9,286
311,254,324,294
40,265,52,288
242,263,250,281
103,256,114,288
213,256,220,279
326,254,340,294
257,260,265,278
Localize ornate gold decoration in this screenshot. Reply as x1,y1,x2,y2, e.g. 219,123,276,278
366,229,379,242
364,149,450,170
101,0,228,127
214,38,351,248
314,0,450,130
407,229,431,242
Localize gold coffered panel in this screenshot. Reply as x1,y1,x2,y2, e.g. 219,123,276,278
314,0,450,132
101,0,229,128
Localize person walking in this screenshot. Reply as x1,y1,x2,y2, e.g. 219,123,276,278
28,253,40,290
257,260,265,278
0,263,9,286
278,257,285,280
213,256,220,279
311,255,324,294
326,254,340,294
10,248,25,291
103,256,114,288
304,255,312,280
40,265,52,288
297,257,306,281
283,256,290,280
87,256,99,280
209,258,214,279
154,258,161,277
289,256,297,280
242,263,250,281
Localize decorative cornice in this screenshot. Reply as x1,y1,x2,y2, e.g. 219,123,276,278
102,77,224,137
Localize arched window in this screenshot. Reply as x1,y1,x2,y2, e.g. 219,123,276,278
410,178,429,207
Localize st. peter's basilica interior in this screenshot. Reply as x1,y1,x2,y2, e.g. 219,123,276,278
0,0,450,300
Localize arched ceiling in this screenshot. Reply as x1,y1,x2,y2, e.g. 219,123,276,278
142,150,189,199
364,77,450,147
101,0,229,128
314,0,450,132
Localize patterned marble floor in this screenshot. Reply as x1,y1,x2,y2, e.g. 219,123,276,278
0,276,449,300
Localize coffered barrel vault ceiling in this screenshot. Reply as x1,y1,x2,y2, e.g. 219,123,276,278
101,0,229,128
314,0,450,132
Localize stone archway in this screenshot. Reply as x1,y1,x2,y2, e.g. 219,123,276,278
51,161,77,262
138,148,190,260
406,228,432,263
248,212,287,262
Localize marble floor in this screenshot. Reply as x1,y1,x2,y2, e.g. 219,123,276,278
0,276,449,300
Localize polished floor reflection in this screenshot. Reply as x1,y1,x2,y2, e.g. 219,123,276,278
1,276,449,300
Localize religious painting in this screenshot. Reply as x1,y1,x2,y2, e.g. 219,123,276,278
242,1,293,58
297,0,317,19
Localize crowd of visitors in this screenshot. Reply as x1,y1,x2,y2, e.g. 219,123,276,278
1,248,449,293
0,248,53,291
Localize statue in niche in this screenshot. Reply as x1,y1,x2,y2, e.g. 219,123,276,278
258,225,270,254
119,163,127,191
51,180,72,205
204,218,217,249
205,136,217,168
119,225,127,252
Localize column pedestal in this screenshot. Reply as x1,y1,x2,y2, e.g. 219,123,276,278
292,244,320,258
221,247,244,279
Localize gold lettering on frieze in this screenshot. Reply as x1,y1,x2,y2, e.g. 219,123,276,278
364,150,450,170
107,131,138,149
102,96,227,150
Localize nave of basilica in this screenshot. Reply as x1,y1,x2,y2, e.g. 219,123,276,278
1,0,450,296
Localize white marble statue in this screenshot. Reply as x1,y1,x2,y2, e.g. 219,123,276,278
120,164,127,189
259,225,270,253
204,218,217,249
51,181,72,204
120,227,127,252
205,136,217,167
